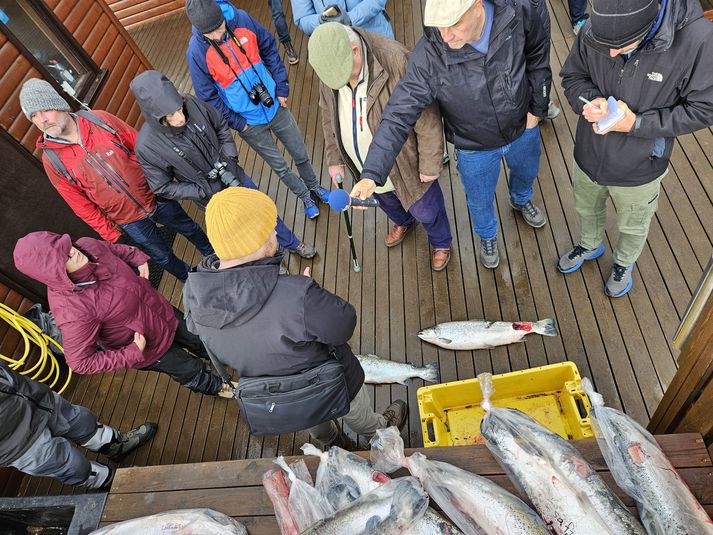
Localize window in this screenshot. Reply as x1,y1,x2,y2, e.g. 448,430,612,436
0,0,104,104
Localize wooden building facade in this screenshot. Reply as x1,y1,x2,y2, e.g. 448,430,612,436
107,0,184,29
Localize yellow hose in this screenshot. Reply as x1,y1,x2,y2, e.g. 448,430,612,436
0,302,72,395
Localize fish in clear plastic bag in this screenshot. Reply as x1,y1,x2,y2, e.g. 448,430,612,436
89,508,247,534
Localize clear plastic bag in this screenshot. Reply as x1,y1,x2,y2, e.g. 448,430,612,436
370,426,547,535
272,456,332,532
478,372,644,535
582,378,713,535
89,508,247,534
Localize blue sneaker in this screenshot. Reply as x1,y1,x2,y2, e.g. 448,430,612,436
605,264,634,297
573,19,586,36
311,185,331,204
303,197,319,219
557,243,605,273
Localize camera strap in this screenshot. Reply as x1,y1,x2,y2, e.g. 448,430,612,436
225,25,272,91
209,38,253,97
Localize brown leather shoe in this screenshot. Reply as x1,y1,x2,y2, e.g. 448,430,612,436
382,400,408,432
431,247,451,271
385,224,412,247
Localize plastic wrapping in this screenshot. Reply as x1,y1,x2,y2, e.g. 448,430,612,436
89,508,247,534
371,426,547,535
273,456,332,533
302,476,429,534
262,465,299,535
478,373,644,535
582,378,713,535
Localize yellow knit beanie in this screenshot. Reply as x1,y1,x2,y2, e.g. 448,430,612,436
205,188,278,260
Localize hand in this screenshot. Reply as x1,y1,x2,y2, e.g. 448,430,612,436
133,332,146,352
601,100,636,134
303,266,311,278
137,262,150,280
526,112,540,129
582,97,608,123
349,179,376,211
328,165,346,187
278,96,288,108
419,173,439,183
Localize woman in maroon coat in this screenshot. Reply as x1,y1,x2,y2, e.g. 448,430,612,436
13,232,232,397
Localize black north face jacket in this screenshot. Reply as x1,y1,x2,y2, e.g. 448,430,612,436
361,0,551,184
561,0,713,186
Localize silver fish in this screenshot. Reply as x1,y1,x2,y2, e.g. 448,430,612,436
583,378,713,535
357,354,440,385
302,477,429,535
418,320,557,350
480,407,645,535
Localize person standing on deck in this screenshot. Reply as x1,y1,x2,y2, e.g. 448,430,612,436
185,0,330,220
267,0,300,65
308,23,453,271
352,0,552,269
558,0,713,297
0,363,156,491
19,78,214,283
183,187,408,451
292,0,394,39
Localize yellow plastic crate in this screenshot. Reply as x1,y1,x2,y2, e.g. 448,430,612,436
418,362,592,447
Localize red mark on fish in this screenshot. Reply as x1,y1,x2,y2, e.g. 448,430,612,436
512,322,532,332
372,471,390,483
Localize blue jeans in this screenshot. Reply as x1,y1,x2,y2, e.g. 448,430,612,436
121,200,214,281
268,0,291,43
241,175,300,249
456,125,541,240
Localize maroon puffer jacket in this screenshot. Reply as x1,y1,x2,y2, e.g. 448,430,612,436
13,232,178,375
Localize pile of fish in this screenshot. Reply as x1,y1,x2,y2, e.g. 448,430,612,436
357,354,440,385
583,379,713,535
418,319,557,350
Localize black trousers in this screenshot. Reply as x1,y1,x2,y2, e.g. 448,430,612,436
143,308,222,395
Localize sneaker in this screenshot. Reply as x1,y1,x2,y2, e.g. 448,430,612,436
98,465,115,491
547,101,561,120
510,199,547,228
442,152,450,166
100,423,157,462
303,197,319,219
311,185,331,203
382,400,408,432
289,242,317,258
480,237,499,269
573,19,586,36
283,41,299,65
557,243,605,273
605,263,635,297
218,381,239,399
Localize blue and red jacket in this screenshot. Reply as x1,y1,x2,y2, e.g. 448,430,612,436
186,1,289,131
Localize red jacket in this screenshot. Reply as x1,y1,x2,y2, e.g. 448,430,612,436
13,232,179,375
38,111,156,242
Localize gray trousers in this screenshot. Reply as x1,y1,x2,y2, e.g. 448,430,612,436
308,385,386,445
239,106,319,200
10,392,114,489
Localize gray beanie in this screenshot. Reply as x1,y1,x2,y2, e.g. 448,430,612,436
19,78,70,120
185,0,225,35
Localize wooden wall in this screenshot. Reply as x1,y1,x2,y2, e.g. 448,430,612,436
106,0,185,29
0,0,153,155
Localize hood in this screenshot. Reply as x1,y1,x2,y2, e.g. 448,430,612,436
130,70,184,131
183,254,282,329
647,0,703,52
13,232,76,291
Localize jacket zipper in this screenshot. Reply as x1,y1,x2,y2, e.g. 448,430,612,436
0,386,54,414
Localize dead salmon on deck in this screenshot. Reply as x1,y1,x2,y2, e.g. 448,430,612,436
418,319,557,350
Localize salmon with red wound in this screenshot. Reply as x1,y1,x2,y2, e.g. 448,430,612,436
417,319,558,350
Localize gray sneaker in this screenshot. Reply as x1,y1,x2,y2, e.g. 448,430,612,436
289,242,317,259
99,423,157,462
557,243,605,273
547,101,561,120
479,237,500,269
605,264,634,297
510,199,547,228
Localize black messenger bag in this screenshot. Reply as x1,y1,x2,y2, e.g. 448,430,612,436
205,348,351,436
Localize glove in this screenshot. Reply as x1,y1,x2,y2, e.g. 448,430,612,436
320,5,352,26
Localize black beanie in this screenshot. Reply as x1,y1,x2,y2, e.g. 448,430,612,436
185,0,225,35
590,0,659,48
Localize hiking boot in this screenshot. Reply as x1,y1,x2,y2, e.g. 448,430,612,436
432,247,451,272
605,263,635,298
547,101,561,120
303,197,319,219
557,243,605,273
283,41,299,65
329,426,359,452
382,400,408,432
385,224,413,247
573,19,586,36
510,199,547,228
311,185,331,203
479,237,499,269
99,423,157,463
289,242,317,258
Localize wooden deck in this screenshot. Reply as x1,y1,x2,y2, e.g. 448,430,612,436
18,0,713,497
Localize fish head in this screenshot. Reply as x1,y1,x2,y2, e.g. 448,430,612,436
417,325,441,343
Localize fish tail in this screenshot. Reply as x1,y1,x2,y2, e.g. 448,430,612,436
421,362,440,383
533,319,558,337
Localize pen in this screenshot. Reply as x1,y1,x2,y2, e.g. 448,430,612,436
578,95,602,109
